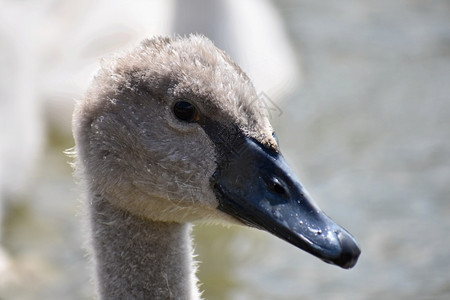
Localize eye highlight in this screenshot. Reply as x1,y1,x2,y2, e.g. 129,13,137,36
173,101,199,122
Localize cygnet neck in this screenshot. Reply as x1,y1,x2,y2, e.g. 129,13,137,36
89,196,199,299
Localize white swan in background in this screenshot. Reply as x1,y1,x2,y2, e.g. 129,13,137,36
73,35,359,299
172,0,300,99
39,0,301,133
0,5,43,281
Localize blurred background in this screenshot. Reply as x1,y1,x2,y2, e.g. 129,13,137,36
1,0,449,299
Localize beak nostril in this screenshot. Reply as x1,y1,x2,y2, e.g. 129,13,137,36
273,183,285,195
266,177,287,195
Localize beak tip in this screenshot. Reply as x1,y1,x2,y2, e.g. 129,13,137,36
333,230,361,269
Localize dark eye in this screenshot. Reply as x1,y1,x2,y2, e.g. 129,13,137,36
173,101,199,122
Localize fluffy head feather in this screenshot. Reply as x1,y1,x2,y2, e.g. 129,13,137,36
73,34,276,223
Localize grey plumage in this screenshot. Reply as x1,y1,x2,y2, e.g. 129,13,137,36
73,35,276,299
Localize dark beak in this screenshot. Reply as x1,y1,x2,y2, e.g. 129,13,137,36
212,136,361,269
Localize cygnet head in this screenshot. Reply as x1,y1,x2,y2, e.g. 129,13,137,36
73,35,360,269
